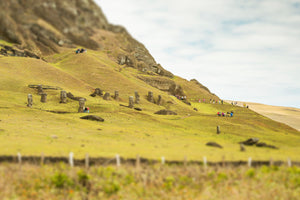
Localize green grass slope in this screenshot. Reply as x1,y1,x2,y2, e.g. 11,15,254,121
0,50,299,162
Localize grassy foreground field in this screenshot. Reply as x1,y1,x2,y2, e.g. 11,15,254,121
0,49,300,162
0,163,299,200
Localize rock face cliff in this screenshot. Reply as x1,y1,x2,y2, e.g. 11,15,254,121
0,0,173,77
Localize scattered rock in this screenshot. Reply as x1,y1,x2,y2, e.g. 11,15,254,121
206,142,223,149
154,109,177,115
51,135,58,139
80,115,104,122
256,142,278,149
240,138,259,146
134,107,142,111
193,108,198,111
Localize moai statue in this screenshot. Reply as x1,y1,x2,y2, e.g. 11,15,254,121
114,91,119,100
95,88,103,96
129,96,134,108
135,91,140,104
78,98,85,113
157,95,162,105
37,85,43,95
40,93,47,103
147,91,154,103
60,90,67,103
90,88,103,97
103,93,111,100
27,94,33,107
240,144,246,152
217,126,221,134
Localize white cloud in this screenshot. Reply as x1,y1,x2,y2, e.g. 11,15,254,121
96,0,300,108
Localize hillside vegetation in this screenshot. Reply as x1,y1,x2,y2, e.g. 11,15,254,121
0,0,299,162
0,49,299,162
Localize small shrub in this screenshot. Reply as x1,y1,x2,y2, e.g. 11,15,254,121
51,172,73,188
103,181,120,196
246,168,255,178
163,176,175,190
217,172,228,182
77,170,90,187
123,174,135,186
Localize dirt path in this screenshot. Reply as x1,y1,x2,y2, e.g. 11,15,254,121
225,101,300,131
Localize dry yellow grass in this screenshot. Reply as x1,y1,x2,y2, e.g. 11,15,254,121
226,101,300,131
0,50,299,162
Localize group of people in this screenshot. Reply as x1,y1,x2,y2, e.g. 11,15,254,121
175,95,187,100
217,111,234,117
84,107,90,113
75,48,87,54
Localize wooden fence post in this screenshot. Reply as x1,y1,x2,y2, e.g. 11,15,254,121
287,158,292,167
116,154,121,167
248,157,252,167
222,155,225,167
269,158,273,166
85,153,89,169
69,152,74,168
17,152,22,165
203,156,207,168
161,156,165,165
184,156,187,167
41,153,45,165
136,154,140,169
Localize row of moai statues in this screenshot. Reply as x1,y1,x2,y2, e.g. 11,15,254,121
27,90,68,107
147,91,162,105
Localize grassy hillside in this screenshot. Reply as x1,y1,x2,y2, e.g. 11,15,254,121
0,50,299,162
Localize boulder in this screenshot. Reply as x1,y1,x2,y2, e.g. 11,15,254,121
240,138,259,146
154,109,177,115
206,142,223,149
80,115,104,122
134,107,142,111
256,142,278,149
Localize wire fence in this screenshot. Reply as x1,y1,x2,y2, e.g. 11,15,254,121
0,153,298,168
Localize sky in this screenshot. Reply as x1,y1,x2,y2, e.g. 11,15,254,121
96,0,300,108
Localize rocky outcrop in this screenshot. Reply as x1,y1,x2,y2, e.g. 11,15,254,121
240,138,259,146
137,75,185,96
206,142,223,149
0,0,173,78
154,110,177,115
0,45,40,59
